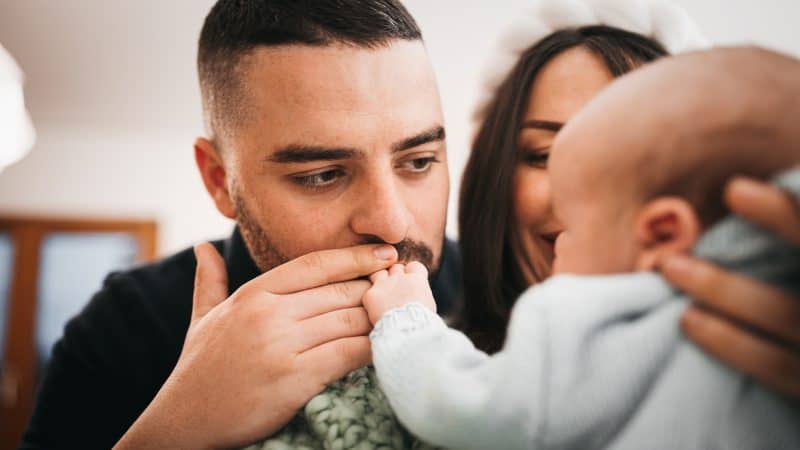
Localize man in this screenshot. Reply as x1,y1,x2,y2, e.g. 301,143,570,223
22,1,459,448
20,1,800,449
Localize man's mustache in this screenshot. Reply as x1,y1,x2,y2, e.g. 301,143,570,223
363,237,434,272
393,239,434,270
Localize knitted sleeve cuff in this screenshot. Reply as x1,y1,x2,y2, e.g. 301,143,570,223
369,302,444,342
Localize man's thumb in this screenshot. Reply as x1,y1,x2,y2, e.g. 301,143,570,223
192,242,229,323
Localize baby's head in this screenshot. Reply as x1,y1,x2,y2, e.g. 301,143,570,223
549,47,800,275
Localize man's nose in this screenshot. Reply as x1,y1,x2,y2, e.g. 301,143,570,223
350,176,412,244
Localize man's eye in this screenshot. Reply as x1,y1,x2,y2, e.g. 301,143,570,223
400,157,438,173
293,169,344,189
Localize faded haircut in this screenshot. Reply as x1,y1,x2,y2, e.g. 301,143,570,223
198,0,422,145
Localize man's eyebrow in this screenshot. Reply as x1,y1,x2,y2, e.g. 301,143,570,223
267,146,362,163
520,120,563,132
266,126,445,163
391,126,446,153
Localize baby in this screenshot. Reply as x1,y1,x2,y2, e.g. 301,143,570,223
364,47,800,450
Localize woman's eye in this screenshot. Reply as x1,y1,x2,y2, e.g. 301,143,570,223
293,169,344,189
400,157,438,173
521,149,549,167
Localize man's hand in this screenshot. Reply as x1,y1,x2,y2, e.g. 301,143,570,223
364,262,436,325
663,176,800,398
115,243,398,450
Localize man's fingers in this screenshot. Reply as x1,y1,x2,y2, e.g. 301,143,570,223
253,245,397,295
294,307,372,352
682,307,800,398
662,255,800,346
726,176,800,246
288,280,371,320
297,336,372,386
192,243,229,323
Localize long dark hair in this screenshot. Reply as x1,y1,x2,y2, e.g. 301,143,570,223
454,26,669,353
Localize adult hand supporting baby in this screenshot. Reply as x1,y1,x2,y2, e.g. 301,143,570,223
662,176,800,398
114,242,398,450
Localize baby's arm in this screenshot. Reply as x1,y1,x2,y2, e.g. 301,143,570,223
364,269,687,450
363,263,545,450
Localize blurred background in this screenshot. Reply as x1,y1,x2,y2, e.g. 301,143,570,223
0,0,798,447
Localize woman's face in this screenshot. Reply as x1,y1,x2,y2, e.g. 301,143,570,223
513,46,615,283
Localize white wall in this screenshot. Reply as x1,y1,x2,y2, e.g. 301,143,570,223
1,0,798,255
0,0,227,255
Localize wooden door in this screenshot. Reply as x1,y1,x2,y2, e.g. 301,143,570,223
0,216,156,450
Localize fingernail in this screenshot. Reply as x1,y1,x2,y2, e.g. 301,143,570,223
374,245,397,261
729,176,763,200
663,254,691,276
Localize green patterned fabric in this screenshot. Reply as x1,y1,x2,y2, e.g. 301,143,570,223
243,367,440,450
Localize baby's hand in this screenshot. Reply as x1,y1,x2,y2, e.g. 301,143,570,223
363,261,436,325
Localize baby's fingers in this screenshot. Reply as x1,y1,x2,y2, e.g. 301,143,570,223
389,264,405,276
405,261,429,276
370,270,389,284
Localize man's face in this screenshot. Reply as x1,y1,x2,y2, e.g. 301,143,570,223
217,41,449,273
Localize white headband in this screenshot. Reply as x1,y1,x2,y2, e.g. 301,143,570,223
474,0,710,120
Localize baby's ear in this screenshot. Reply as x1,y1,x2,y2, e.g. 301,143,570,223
634,197,701,271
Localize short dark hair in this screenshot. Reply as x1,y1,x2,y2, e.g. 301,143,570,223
198,0,422,142
453,26,668,354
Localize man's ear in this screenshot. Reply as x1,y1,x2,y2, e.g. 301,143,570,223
634,197,701,271
194,137,236,219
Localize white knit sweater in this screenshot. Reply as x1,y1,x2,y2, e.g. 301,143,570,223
370,170,800,450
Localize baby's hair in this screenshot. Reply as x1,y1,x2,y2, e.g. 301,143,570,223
581,47,800,230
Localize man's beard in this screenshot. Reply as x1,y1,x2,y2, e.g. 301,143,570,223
234,191,290,273
233,190,441,276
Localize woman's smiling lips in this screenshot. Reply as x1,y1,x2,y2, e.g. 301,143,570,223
540,232,561,252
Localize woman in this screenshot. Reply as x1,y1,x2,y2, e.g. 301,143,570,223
455,0,800,398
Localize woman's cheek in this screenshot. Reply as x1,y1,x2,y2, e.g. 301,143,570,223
513,168,553,229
